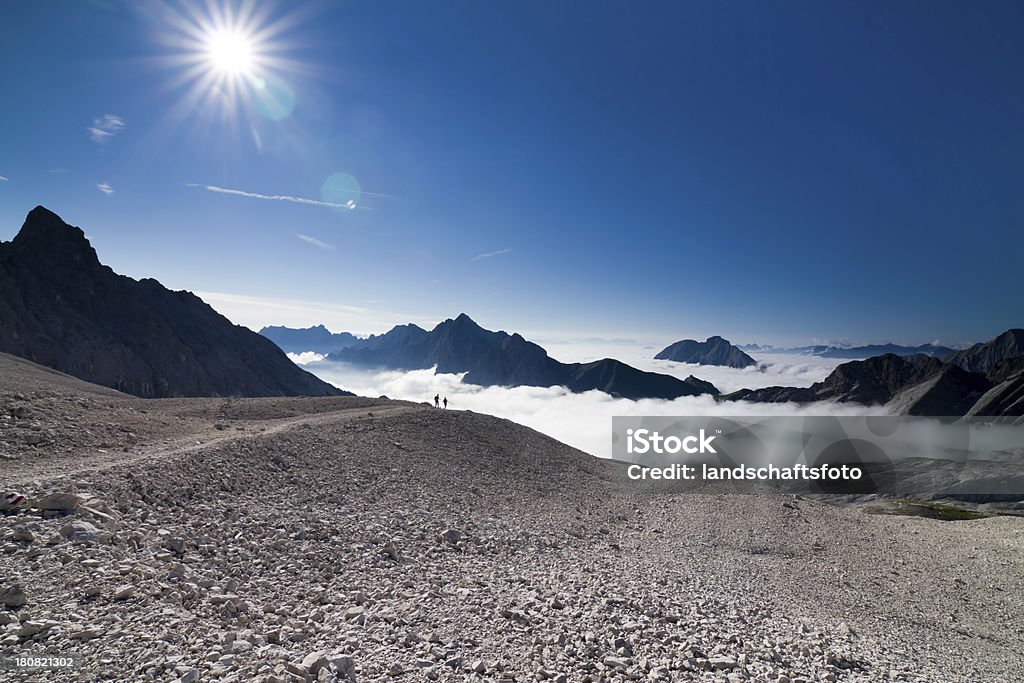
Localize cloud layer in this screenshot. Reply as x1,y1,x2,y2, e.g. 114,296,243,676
302,354,883,458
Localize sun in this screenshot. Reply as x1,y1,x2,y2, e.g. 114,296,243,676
155,2,303,124
204,28,255,76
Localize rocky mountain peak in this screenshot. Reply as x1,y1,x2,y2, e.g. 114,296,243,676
451,312,481,327
9,205,101,270
434,313,487,337
654,335,757,368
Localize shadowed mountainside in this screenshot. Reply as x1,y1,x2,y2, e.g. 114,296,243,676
0,206,347,399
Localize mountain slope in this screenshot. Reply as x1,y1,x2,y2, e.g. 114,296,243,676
654,336,757,368
723,354,945,406
327,313,717,399
885,364,992,416
0,206,347,398
948,329,1024,374
967,359,1024,417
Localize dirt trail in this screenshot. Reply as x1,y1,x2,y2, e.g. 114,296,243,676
3,404,423,485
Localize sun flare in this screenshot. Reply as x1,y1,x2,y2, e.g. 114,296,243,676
204,29,255,75
157,2,305,126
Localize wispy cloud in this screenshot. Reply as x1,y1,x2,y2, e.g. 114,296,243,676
88,114,125,143
96,182,114,195
470,248,512,262
0,175,8,182
297,234,334,250
49,168,68,175
187,183,360,210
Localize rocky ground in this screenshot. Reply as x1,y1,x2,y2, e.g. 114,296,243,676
1,353,1023,682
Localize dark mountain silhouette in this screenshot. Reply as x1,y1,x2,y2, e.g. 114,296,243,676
654,336,757,368
723,330,1024,417
0,206,347,398
948,329,1024,374
259,325,364,355
563,360,708,400
324,313,718,399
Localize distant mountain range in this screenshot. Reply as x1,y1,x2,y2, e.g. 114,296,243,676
259,316,1023,413
0,207,346,398
738,341,958,359
260,325,364,355
724,329,1024,417
262,314,719,400
654,336,757,368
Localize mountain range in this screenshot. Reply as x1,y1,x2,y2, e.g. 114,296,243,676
739,341,958,359
654,336,757,368
4,205,1016,414
723,329,1024,417
263,314,719,400
0,207,346,398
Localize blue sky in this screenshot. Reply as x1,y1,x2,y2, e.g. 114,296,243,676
1,0,1021,347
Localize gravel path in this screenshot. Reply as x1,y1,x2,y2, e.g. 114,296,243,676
1,354,1023,682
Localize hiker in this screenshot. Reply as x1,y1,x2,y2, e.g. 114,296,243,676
443,396,448,409
434,394,439,408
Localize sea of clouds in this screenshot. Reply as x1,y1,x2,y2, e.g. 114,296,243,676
291,351,886,458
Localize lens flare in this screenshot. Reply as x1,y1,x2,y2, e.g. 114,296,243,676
321,172,363,210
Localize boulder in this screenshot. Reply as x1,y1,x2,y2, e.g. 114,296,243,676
59,520,102,543
1,585,27,608
36,492,81,511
